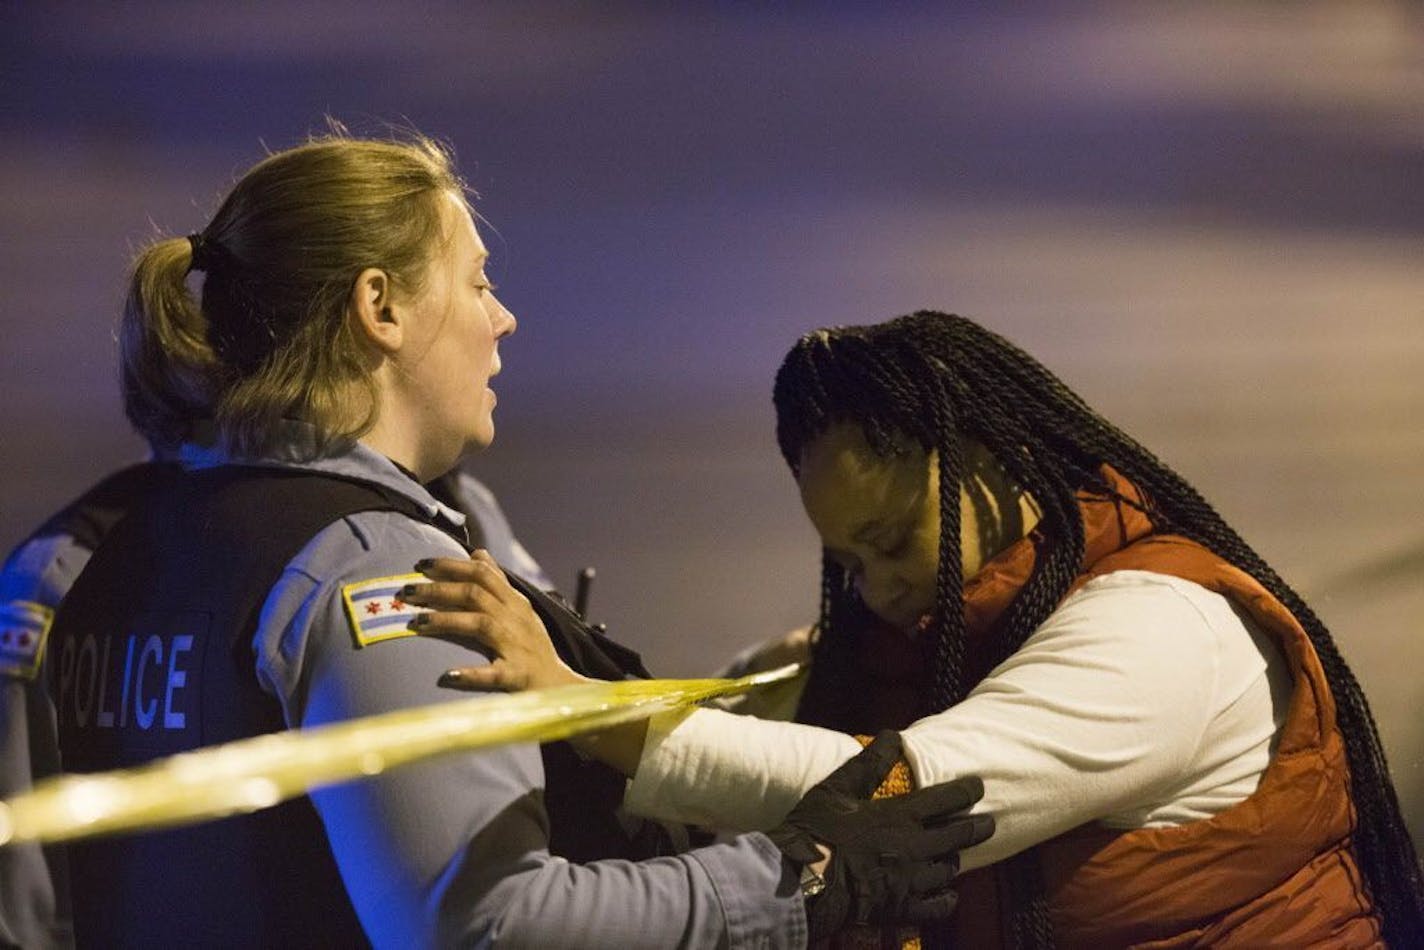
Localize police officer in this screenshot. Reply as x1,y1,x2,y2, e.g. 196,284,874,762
41,132,990,948
0,458,548,949
1,461,177,949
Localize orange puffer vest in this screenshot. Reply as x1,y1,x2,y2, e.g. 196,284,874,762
842,470,1383,949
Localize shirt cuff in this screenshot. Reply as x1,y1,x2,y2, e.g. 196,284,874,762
688,832,807,949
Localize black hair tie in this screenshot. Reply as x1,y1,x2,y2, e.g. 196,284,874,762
187,232,215,274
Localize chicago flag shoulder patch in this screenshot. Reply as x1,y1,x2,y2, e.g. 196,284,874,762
0,600,55,680
342,574,431,648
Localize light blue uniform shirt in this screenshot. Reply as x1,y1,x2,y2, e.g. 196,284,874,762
0,533,84,948
175,427,806,948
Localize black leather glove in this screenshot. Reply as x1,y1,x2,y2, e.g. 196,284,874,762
766,730,992,942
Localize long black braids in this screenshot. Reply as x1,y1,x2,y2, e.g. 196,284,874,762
773,311,1424,949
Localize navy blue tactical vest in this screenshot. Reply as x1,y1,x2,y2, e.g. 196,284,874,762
16,462,180,556
49,466,658,948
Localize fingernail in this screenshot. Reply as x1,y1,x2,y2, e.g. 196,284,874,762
409,613,429,627
415,559,436,572
437,670,464,688
399,585,422,599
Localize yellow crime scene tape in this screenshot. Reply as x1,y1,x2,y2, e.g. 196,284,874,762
0,664,803,847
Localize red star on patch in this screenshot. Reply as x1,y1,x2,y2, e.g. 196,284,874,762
365,602,381,616
18,634,31,647
391,598,405,611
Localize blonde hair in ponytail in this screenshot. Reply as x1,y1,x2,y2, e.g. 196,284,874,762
119,130,464,455
120,236,223,451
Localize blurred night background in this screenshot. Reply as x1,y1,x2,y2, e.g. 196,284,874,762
2,3,1420,845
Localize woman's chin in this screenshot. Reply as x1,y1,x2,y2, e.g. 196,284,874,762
468,425,495,451
889,606,937,637
865,606,928,637
465,400,498,447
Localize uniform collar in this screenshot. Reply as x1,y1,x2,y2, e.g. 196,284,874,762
177,421,469,532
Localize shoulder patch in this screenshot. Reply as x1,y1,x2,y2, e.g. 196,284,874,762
0,600,55,680
341,573,431,648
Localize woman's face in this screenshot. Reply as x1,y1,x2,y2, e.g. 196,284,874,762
797,423,1020,632
400,191,517,455
797,424,943,631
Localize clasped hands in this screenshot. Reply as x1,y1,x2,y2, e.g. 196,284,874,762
401,550,992,939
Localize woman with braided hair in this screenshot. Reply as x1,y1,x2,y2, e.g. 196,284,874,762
427,310,1423,947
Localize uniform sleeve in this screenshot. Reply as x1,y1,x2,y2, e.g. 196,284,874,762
0,532,92,612
625,572,1231,873
255,511,805,949
1,533,89,949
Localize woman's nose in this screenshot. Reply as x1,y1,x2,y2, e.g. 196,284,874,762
492,293,517,337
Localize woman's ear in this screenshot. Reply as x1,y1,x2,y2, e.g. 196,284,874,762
348,267,403,355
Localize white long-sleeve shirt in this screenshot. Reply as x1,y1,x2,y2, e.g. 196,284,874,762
626,570,1293,872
